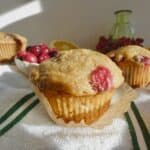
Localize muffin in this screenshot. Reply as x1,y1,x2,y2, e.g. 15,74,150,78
107,45,150,88
0,32,27,62
30,49,124,125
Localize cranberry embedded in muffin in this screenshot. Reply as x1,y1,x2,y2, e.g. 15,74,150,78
90,66,113,92
133,55,150,66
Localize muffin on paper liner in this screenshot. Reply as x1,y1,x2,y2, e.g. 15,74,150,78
29,49,125,126
107,45,150,88
118,60,150,88
30,82,137,127
0,32,27,62
31,83,115,126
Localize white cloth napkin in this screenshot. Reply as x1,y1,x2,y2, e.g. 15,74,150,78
0,65,149,150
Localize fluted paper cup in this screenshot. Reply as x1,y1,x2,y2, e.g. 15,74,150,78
118,60,150,88
31,83,115,126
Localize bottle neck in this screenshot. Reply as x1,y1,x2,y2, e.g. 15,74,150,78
115,13,130,23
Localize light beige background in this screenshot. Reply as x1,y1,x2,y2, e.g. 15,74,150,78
1,0,150,48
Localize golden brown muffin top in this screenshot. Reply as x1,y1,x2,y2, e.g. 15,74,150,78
0,32,27,49
107,45,150,62
30,49,124,96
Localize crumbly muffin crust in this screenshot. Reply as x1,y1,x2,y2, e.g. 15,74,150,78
31,49,124,96
107,45,150,63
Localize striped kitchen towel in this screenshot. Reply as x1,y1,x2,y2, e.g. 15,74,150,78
0,65,149,150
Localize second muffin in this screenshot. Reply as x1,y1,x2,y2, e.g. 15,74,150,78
107,45,150,88
0,32,27,62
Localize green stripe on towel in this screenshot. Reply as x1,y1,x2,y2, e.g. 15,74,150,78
0,99,39,136
131,101,150,149
0,92,35,124
124,112,140,150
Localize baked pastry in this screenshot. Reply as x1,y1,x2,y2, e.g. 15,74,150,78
0,32,27,62
30,49,124,125
107,45,150,87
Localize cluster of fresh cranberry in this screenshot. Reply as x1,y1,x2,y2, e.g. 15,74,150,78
96,36,144,53
17,43,58,63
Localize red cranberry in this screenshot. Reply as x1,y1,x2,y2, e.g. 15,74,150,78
29,46,41,57
136,38,144,44
90,66,112,92
142,56,150,65
17,51,27,60
38,54,50,63
41,47,49,55
134,55,150,65
23,52,38,63
134,55,144,62
39,43,51,55
49,51,58,57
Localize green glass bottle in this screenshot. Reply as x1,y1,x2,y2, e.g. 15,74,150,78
110,10,135,40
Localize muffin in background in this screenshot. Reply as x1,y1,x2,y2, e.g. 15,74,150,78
30,49,124,125
107,45,150,88
0,32,27,62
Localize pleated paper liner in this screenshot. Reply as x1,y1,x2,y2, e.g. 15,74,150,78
118,60,150,88
40,89,114,125
30,82,137,127
31,82,114,126
140,84,150,90
91,83,137,129
0,33,27,62
0,43,17,62
146,85,150,89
